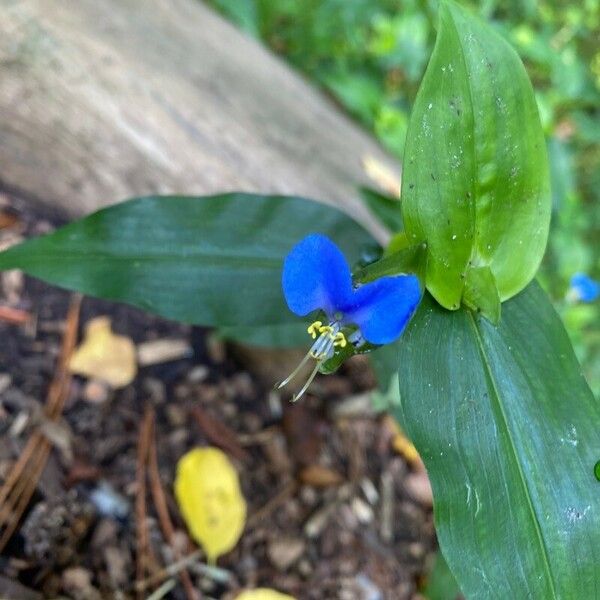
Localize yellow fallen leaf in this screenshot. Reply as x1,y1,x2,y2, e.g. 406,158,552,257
174,447,246,563
383,414,421,468
235,590,296,600
392,432,420,466
69,317,136,388
362,155,402,197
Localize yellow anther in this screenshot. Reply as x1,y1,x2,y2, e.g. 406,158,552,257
333,332,347,348
318,324,334,338
307,320,323,339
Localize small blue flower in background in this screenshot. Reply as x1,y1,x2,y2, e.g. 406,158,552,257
567,273,600,303
278,233,421,400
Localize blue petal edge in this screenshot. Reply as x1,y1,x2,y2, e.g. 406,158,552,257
570,273,600,303
340,274,422,345
282,233,353,317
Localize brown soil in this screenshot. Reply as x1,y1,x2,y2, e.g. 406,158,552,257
0,194,436,600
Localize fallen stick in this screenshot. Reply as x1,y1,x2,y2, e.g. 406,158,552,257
135,407,155,600
148,407,198,600
0,295,80,552
0,305,31,325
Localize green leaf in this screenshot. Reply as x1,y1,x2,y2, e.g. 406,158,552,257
396,282,600,598
422,550,461,600
462,265,500,324
0,194,373,328
353,243,426,284
359,187,403,233
401,1,550,311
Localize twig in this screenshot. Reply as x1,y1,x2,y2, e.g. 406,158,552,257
192,407,250,462
145,578,177,600
246,480,297,528
0,305,31,325
135,407,155,600
379,469,394,543
148,408,198,600
0,438,50,549
0,295,80,552
135,550,203,592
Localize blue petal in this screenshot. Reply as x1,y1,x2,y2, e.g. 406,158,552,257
340,274,421,344
282,234,353,317
570,273,600,303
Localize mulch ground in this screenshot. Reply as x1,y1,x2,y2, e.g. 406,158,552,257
0,193,436,600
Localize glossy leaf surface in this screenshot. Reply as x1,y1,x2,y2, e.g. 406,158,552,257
401,1,550,311
0,194,373,328
396,283,600,598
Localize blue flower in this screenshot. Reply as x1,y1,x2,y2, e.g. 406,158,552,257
278,233,421,400
568,273,600,303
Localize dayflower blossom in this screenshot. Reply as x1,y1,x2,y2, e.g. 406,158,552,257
278,233,421,400
567,273,600,303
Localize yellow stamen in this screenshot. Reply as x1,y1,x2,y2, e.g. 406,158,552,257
307,320,323,339
333,332,347,348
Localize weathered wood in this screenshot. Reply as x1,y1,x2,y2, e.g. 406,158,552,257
0,0,397,243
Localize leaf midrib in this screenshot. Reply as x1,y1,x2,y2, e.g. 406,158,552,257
467,310,558,599
0,250,282,270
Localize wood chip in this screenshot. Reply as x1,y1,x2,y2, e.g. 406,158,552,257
404,472,433,508
137,339,192,366
192,406,250,462
267,537,305,571
299,465,344,488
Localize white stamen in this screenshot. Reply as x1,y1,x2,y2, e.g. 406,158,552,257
276,347,313,389
291,362,321,402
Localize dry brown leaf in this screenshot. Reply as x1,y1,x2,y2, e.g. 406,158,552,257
299,464,344,487
383,415,422,469
69,317,137,388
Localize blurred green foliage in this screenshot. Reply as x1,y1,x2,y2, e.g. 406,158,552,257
208,0,600,394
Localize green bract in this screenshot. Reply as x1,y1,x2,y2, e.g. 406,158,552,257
401,1,550,319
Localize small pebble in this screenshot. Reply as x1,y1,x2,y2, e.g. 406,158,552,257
89,482,129,519
267,537,305,570
83,379,110,404
404,471,433,507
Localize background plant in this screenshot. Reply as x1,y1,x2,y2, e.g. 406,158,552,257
208,0,600,395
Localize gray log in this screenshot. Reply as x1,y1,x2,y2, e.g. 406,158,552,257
0,0,398,243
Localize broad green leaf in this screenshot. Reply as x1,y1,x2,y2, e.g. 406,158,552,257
354,243,426,284
396,283,600,598
402,1,550,312
422,551,461,600
0,194,373,328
